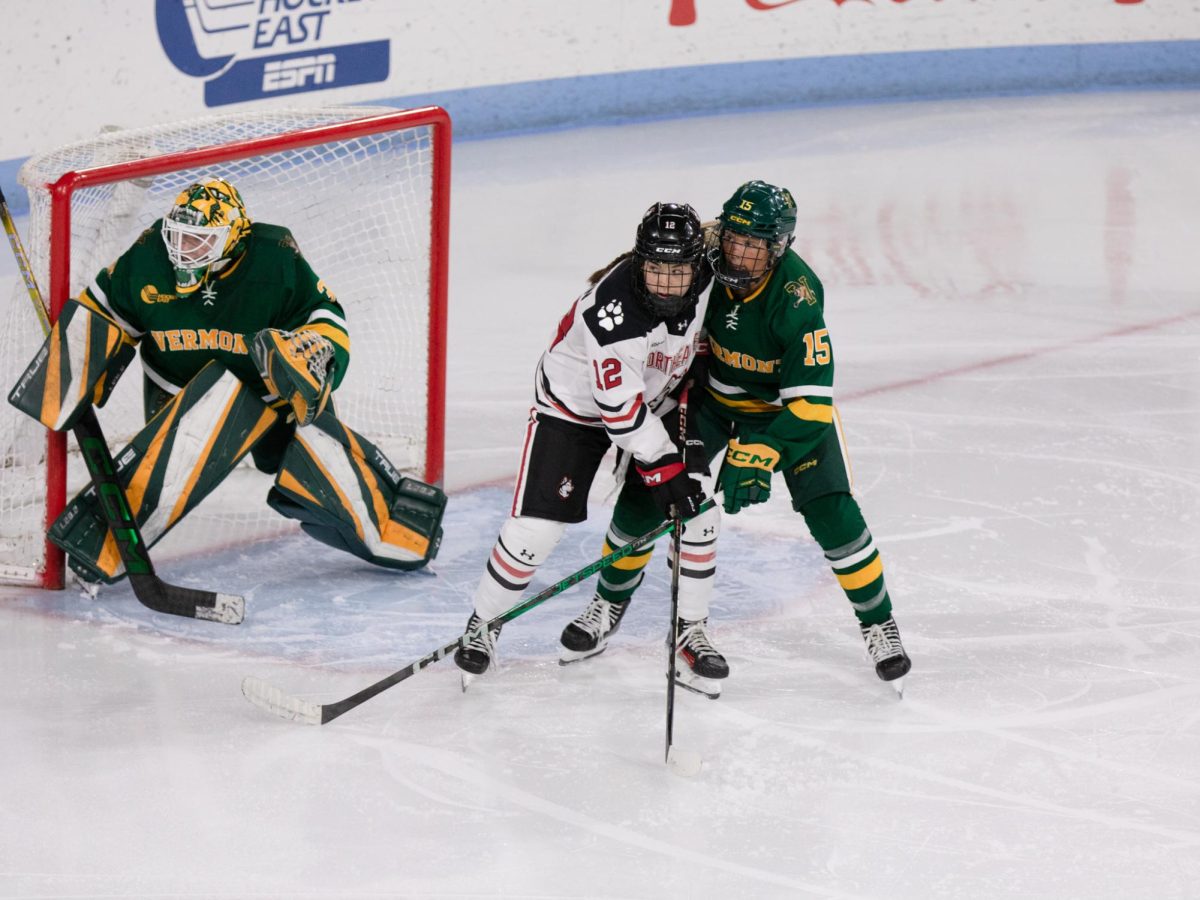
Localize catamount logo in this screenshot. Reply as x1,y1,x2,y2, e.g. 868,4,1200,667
784,276,817,307
156,0,388,107
140,285,180,304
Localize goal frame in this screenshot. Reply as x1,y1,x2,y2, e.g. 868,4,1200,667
32,106,450,590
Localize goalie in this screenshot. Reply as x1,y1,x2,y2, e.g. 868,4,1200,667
9,177,445,585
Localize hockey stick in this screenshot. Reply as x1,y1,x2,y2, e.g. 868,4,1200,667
663,387,703,775
0,186,243,624
241,496,717,725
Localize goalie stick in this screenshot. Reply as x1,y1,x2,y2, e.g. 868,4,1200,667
241,497,717,725
0,186,243,624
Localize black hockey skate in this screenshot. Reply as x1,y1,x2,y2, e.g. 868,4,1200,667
673,617,728,699
559,597,630,665
860,615,911,696
454,612,502,690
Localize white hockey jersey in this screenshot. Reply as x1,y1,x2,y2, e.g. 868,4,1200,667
534,257,707,465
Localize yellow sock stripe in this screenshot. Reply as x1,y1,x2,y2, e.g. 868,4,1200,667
834,554,884,591
602,539,654,571
340,425,429,557
786,397,834,423
96,398,184,576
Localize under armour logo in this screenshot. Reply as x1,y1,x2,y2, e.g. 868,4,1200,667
519,549,535,561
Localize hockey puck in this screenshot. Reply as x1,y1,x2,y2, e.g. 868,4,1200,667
666,746,702,777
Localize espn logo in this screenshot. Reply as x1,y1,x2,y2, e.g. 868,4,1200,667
263,54,336,92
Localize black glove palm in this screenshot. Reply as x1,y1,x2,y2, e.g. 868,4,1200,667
636,452,706,519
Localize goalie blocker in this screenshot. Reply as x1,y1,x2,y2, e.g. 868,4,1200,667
47,359,444,583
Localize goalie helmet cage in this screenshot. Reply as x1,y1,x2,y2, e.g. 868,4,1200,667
0,106,450,589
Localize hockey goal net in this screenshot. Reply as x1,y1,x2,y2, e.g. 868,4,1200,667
0,106,449,589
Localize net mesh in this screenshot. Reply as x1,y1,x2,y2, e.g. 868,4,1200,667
1,106,443,585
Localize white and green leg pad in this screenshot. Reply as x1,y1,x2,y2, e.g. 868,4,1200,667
50,362,281,583
267,410,445,571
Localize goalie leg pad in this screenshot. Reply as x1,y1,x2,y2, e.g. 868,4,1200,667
50,362,281,583
8,299,135,431
268,410,446,570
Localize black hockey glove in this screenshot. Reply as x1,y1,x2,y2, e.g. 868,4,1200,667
635,452,706,520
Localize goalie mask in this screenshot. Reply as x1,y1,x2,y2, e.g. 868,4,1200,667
709,180,797,289
632,202,707,318
161,178,250,292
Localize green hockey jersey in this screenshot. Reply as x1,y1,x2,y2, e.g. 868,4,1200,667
702,249,834,469
78,221,350,403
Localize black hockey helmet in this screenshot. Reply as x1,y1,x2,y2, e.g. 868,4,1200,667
708,180,797,289
632,202,707,317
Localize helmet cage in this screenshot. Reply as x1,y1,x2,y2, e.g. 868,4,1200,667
633,202,706,318
160,178,249,289
708,225,793,289
709,180,798,289
162,213,232,272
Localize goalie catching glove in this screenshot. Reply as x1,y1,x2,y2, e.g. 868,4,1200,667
252,328,335,426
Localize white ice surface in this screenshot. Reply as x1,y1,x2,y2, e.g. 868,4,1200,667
2,91,1200,898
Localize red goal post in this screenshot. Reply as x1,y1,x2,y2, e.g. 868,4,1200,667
2,106,450,589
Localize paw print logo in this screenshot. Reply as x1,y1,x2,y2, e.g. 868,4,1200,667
596,300,624,332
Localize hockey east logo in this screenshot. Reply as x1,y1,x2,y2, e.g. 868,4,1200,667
155,0,389,108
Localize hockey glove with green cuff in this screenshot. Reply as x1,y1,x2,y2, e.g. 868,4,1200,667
720,439,780,514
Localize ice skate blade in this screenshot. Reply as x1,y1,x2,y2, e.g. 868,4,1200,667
558,642,609,666
460,671,478,693
888,675,906,698
673,670,722,699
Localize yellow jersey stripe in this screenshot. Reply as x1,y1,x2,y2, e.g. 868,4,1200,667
299,321,350,353
787,398,834,423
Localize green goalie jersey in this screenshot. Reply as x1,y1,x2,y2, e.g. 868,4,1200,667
703,248,834,469
78,221,350,402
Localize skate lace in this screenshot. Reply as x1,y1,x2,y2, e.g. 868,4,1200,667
862,620,902,663
463,615,500,657
575,599,615,639
678,619,717,658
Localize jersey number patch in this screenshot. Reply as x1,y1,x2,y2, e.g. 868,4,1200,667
593,358,622,390
802,329,830,366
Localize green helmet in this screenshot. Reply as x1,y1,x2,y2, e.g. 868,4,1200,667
709,180,797,288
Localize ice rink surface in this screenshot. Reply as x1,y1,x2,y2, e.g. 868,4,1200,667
2,90,1199,898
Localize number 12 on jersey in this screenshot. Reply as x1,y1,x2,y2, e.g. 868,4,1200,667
593,358,622,390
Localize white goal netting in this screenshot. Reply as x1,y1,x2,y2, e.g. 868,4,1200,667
1,106,448,587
